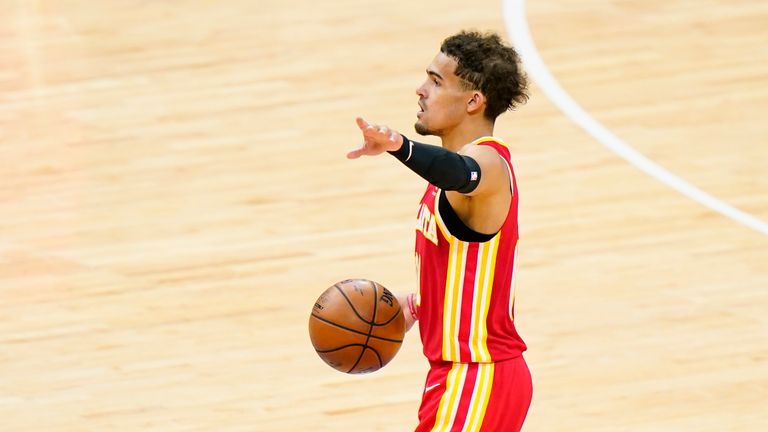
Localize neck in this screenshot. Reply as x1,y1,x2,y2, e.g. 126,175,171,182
440,118,495,152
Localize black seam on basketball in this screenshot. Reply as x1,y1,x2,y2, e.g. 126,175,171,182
347,281,378,373
310,314,403,343
334,283,373,325
315,343,367,353
367,346,383,368
373,305,402,326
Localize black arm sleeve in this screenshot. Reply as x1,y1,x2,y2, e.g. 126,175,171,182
387,135,481,193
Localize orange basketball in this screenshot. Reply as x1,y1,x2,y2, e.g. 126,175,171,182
308,278,405,374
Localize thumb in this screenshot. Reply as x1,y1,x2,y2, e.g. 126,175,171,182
346,146,364,159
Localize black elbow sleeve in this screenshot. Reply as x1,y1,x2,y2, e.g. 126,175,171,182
388,135,481,193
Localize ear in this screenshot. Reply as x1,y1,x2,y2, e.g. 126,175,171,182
466,91,486,115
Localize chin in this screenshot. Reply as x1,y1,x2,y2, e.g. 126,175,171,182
414,122,434,137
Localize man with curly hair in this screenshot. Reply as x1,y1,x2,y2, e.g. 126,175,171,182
348,30,532,431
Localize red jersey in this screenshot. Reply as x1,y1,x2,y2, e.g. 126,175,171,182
415,137,526,363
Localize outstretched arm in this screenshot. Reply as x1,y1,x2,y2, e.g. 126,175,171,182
348,117,482,194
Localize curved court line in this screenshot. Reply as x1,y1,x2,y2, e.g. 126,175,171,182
503,0,768,236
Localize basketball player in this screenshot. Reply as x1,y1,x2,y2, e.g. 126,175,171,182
347,31,532,431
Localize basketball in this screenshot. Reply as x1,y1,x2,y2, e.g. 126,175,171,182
308,278,405,374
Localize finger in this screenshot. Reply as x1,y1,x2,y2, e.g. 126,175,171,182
389,129,397,142
356,117,372,131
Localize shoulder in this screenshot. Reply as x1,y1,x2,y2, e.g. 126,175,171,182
455,139,511,198
459,139,508,170
473,138,511,160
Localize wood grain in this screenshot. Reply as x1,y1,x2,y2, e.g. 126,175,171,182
1,0,766,430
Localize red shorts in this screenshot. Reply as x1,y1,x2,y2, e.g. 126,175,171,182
415,356,532,432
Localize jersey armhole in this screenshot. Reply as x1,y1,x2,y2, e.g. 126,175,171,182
437,189,496,243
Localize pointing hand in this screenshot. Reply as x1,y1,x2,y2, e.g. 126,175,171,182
347,117,404,159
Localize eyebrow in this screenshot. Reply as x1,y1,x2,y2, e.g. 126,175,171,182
427,69,444,81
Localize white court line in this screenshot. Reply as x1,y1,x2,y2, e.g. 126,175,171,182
503,0,768,236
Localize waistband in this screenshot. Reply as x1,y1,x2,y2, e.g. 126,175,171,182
428,354,524,368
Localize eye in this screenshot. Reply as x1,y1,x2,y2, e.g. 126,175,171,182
432,78,440,87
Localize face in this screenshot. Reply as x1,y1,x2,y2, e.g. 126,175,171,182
414,52,473,137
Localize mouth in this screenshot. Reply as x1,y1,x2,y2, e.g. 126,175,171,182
417,102,425,118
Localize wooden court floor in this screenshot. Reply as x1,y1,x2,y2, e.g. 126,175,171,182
1,0,766,430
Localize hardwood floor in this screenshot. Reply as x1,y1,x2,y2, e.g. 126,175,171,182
1,1,765,430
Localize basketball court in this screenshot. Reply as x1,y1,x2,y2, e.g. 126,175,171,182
1,0,766,430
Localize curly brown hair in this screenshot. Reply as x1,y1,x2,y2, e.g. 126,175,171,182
440,31,529,120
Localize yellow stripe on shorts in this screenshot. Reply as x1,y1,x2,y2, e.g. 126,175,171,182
462,363,495,431
430,363,468,432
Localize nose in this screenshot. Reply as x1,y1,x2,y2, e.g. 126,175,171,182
416,80,428,98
